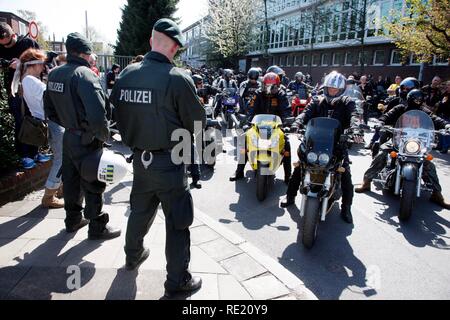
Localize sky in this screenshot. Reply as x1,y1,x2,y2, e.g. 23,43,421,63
0,0,208,47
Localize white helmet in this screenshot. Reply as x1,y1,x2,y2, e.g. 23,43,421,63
81,149,128,184
323,71,346,101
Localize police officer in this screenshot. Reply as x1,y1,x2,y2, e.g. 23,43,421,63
110,19,206,297
230,72,292,184
281,71,360,224
239,68,261,114
44,33,121,239
355,89,450,210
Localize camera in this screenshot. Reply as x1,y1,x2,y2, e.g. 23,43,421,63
45,51,58,69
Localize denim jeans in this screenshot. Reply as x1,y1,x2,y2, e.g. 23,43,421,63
45,120,65,189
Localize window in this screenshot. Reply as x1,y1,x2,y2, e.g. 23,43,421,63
19,22,27,36
294,55,300,66
302,54,309,66
286,55,292,67
358,51,370,66
344,52,353,65
321,53,329,66
332,52,344,66
390,49,402,65
312,54,320,66
279,55,286,67
410,53,420,65
373,50,385,65
433,54,449,65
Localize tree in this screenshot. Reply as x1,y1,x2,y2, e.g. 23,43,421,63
16,10,50,51
384,0,450,62
204,0,263,68
115,0,179,56
82,26,104,53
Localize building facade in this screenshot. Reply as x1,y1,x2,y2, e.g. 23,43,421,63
0,12,30,36
181,17,209,68
247,0,449,84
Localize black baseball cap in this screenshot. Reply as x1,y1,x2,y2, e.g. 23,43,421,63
153,18,184,47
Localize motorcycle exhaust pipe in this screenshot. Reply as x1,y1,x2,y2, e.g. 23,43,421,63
417,163,423,198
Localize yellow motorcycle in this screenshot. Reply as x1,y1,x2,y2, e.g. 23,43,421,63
246,114,289,201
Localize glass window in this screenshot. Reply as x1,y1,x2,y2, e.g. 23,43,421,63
19,22,27,36
390,50,402,65
358,51,370,65
373,50,385,65
433,54,449,65
321,53,330,66
345,51,353,65
312,54,320,66
302,54,309,66
333,52,344,66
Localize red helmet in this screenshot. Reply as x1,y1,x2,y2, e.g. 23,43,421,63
263,72,281,87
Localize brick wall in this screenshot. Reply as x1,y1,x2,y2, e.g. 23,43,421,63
0,161,52,207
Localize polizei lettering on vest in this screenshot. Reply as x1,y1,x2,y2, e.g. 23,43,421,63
119,89,152,104
48,81,64,93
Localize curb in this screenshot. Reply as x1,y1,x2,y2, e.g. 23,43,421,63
194,208,318,300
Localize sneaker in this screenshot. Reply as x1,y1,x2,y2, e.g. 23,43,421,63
22,158,36,170
36,153,52,163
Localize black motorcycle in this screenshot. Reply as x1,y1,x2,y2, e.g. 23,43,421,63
297,117,349,249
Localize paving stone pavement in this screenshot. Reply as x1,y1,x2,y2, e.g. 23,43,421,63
0,178,317,300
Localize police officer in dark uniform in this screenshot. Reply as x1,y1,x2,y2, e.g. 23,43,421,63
44,33,121,239
110,19,206,297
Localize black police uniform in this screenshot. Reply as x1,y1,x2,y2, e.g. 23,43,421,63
231,88,292,181
44,36,116,237
284,95,359,220
110,50,206,291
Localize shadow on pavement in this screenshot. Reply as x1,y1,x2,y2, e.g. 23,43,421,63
279,207,372,300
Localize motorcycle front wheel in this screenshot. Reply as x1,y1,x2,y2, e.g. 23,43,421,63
399,180,416,221
301,197,321,249
256,168,269,202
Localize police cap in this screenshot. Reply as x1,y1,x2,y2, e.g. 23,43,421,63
153,18,184,47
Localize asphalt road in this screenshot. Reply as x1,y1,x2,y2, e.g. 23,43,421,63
186,128,450,300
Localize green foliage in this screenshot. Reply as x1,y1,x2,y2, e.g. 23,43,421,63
114,0,180,56
0,73,19,173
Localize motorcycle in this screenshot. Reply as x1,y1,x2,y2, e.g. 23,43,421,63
246,114,289,201
287,91,310,117
296,117,348,249
216,88,240,130
372,110,437,221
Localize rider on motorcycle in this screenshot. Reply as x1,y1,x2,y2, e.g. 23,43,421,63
282,71,361,224
287,72,312,100
217,69,238,90
266,65,289,90
192,74,220,105
229,72,292,184
239,68,261,114
366,77,420,149
355,89,450,210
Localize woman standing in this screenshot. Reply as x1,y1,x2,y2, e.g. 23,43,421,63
12,48,64,208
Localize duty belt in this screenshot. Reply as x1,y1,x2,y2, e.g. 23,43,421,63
134,148,173,170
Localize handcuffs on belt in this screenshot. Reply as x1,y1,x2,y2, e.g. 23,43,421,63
141,151,154,170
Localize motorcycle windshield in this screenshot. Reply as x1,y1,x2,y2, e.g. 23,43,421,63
343,84,365,102
393,110,435,154
251,114,283,126
305,117,342,157
223,88,237,96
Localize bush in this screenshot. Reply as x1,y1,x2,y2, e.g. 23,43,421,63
0,72,19,173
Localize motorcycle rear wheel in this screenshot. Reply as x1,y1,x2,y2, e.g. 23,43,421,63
301,197,321,249
399,180,416,222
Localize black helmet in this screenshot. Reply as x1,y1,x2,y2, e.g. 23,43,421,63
266,65,285,77
247,68,260,80
192,74,203,85
406,89,424,110
399,77,420,100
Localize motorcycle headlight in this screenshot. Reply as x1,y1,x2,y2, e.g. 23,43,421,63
318,153,330,166
307,152,318,164
405,140,420,155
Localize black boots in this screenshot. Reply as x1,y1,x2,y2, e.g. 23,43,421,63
88,213,121,240
126,248,150,271
430,192,450,210
164,276,202,298
280,196,295,208
190,176,202,189
340,204,353,224
230,165,245,181
66,218,89,233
